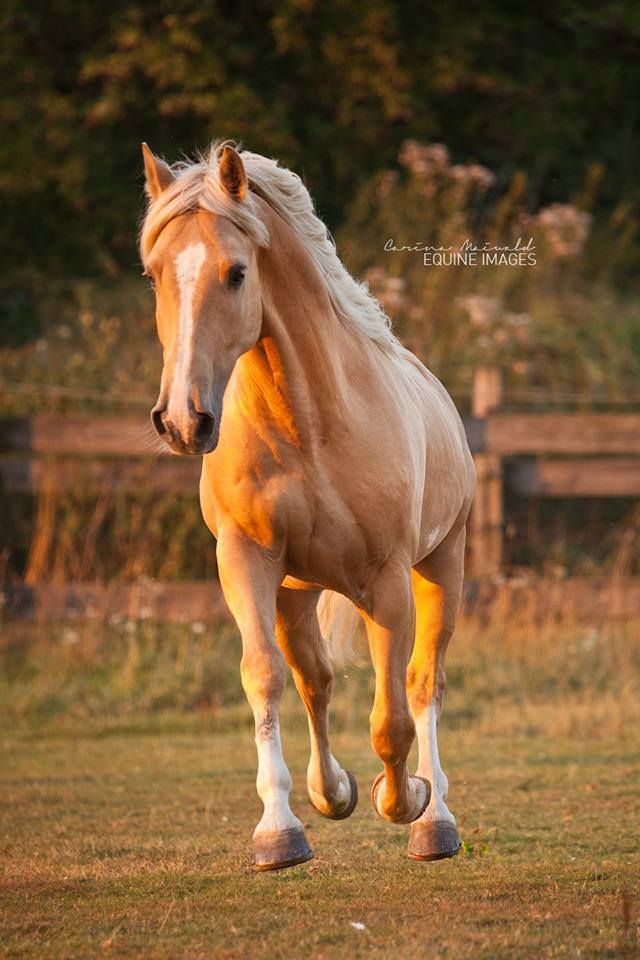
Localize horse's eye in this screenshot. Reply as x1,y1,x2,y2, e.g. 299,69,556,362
228,264,246,289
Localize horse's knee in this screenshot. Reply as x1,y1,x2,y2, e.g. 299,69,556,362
291,648,333,710
408,672,443,712
298,675,332,715
315,657,334,699
408,656,449,715
370,706,415,764
241,646,287,706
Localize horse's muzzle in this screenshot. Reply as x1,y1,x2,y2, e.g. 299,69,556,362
151,401,218,455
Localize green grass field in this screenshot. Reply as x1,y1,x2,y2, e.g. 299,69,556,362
1,616,639,958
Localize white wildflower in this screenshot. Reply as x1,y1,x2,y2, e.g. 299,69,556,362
398,140,449,177
456,294,502,329
535,203,592,259
467,164,496,191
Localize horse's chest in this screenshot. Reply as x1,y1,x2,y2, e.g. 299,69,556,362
201,457,384,591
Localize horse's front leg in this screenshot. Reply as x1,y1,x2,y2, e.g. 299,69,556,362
216,528,313,871
276,587,358,820
364,563,430,824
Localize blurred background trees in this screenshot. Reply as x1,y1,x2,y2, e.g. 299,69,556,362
1,0,639,328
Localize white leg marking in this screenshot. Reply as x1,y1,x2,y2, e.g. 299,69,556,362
254,711,303,837
415,701,455,824
168,242,206,418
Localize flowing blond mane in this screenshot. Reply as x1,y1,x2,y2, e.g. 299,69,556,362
140,143,400,353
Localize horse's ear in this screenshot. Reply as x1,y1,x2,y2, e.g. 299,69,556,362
141,143,175,200
219,146,248,202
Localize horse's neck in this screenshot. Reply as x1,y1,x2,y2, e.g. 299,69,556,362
235,215,354,444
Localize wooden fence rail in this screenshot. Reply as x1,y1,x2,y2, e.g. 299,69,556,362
3,577,640,625
1,367,640,577
466,368,640,574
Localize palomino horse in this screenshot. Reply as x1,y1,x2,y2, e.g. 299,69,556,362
140,142,475,870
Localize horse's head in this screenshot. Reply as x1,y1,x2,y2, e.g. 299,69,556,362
141,144,263,454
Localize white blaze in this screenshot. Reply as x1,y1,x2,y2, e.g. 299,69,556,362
168,242,206,413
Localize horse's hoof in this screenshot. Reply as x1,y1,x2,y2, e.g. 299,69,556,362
309,770,358,820
407,820,462,861
252,826,314,871
371,772,430,824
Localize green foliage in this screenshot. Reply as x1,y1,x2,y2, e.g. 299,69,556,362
0,278,159,415
1,0,639,315
1,620,243,725
3,612,639,736
337,141,640,405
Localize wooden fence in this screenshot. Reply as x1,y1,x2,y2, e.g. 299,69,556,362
468,368,640,574
1,366,640,619
4,575,640,625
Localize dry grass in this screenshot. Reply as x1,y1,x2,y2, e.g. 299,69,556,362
1,721,639,958
2,609,640,740
1,611,640,957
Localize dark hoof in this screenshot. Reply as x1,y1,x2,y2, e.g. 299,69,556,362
408,820,462,861
309,770,358,821
371,772,430,824
252,826,314,872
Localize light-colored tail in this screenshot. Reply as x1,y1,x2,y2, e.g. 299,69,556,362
316,590,361,664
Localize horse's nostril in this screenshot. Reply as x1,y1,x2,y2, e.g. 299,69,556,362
151,408,167,436
195,411,215,444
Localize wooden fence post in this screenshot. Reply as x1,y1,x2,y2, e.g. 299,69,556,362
470,367,504,577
